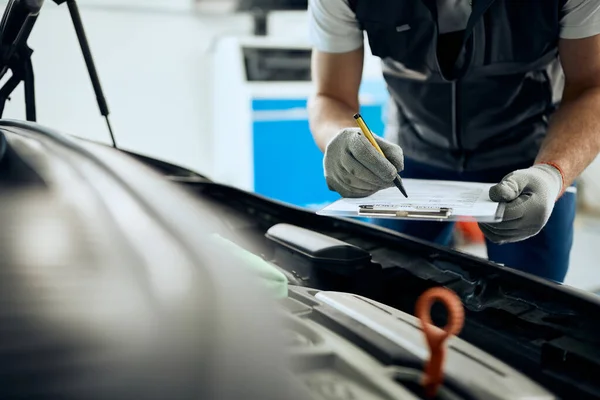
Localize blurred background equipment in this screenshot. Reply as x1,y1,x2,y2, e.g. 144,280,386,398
236,0,307,10
212,34,389,210
196,0,308,13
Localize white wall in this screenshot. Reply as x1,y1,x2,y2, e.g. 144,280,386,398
0,1,254,176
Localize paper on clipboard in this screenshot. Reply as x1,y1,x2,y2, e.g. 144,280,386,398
317,179,505,222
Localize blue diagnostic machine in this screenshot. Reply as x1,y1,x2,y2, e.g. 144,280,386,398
213,36,389,210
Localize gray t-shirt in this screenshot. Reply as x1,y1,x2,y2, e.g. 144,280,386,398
309,0,600,54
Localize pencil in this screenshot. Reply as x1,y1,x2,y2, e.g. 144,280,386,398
353,113,408,198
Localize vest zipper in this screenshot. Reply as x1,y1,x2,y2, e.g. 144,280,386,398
452,80,465,171
451,81,459,148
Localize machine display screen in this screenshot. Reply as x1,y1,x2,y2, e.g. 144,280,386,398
236,0,307,11
243,47,312,82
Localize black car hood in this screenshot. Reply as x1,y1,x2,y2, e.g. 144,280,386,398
2,119,600,399
0,119,304,400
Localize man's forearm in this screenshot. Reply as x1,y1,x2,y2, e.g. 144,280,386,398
535,85,600,188
308,94,358,152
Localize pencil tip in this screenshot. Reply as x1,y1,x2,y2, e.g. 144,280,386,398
353,113,360,119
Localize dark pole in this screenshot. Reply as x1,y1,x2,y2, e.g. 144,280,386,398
23,56,36,121
53,0,116,148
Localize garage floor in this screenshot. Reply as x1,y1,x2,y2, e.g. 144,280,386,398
456,212,600,293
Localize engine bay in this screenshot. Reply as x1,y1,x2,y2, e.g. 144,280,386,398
3,121,600,400
167,169,600,400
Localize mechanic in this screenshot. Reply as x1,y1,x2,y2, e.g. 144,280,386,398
307,0,600,283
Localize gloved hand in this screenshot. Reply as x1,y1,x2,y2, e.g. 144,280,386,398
323,127,404,198
479,164,564,244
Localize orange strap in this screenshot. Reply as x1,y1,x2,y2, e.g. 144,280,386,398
415,287,465,398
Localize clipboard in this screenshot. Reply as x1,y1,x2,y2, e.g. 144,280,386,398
316,179,506,223
320,203,505,222
357,205,454,220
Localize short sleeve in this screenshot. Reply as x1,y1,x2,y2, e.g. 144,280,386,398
307,0,364,53
560,0,600,39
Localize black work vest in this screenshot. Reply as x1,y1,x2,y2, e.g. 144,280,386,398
351,0,566,171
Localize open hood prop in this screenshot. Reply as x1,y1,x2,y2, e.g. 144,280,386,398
0,0,116,147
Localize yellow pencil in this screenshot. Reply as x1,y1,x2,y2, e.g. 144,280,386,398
354,113,408,198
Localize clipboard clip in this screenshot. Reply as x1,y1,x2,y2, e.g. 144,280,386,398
358,205,453,219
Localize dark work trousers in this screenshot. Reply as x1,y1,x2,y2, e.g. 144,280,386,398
369,157,577,283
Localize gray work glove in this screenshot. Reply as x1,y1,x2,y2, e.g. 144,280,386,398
479,164,564,244
323,127,404,198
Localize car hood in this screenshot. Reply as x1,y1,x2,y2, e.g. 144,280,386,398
2,119,600,400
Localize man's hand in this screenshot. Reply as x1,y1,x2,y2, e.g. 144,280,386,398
480,164,564,244
323,127,404,198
